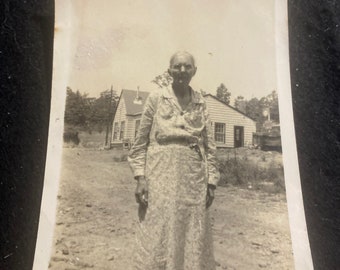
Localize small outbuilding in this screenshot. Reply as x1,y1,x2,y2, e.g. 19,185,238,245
203,94,257,148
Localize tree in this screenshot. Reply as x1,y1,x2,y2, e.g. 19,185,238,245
89,95,109,132
89,89,118,133
266,90,280,122
64,87,91,126
245,97,261,121
64,87,118,133
216,83,231,105
151,71,172,88
234,96,247,113
258,90,279,123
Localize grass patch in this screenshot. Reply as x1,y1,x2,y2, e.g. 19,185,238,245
63,125,108,148
79,131,106,148
217,148,285,193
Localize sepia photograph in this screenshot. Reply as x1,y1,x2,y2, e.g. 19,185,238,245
33,1,312,269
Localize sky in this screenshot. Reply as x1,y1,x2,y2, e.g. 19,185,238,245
57,0,276,101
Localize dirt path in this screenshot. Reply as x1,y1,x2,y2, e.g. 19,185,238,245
49,148,294,270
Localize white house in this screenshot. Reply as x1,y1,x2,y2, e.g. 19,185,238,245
111,90,257,148
111,89,150,147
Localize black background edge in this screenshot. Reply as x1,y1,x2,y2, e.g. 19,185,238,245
289,0,340,269
0,1,54,269
0,1,339,269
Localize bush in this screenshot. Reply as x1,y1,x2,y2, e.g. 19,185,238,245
217,150,285,193
63,129,80,145
266,162,285,192
218,157,263,186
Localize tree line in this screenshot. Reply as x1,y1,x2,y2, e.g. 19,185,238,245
215,83,280,131
233,91,279,123
64,87,119,133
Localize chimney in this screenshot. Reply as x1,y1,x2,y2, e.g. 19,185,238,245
133,86,142,105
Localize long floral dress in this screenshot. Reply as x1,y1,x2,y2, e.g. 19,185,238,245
128,86,220,270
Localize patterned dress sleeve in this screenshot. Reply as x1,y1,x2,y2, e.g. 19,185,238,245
202,102,220,186
128,94,157,179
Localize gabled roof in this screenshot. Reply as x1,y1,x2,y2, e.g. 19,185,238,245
203,94,256,122
121,89,150,115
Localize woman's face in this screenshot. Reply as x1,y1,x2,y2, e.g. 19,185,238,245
168,54,197,87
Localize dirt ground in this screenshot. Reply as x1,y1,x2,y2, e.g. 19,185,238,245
49,147,294,270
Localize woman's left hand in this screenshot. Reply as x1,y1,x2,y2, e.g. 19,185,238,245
206,184,216,208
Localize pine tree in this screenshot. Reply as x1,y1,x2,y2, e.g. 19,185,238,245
216,83,231,104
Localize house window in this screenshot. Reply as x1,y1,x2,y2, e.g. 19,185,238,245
119,121,125,140
135,119,141,139
113,122,119,140
214,123,225,143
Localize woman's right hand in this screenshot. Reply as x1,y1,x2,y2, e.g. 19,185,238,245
135,176,148,206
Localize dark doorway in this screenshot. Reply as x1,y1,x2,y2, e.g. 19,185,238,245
234,126,244,148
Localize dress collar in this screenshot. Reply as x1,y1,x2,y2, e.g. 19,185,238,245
161,86,204,104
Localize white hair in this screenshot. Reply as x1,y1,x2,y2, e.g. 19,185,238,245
169,51,196,67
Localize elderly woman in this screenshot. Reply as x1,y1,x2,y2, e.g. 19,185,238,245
128,51,219,270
